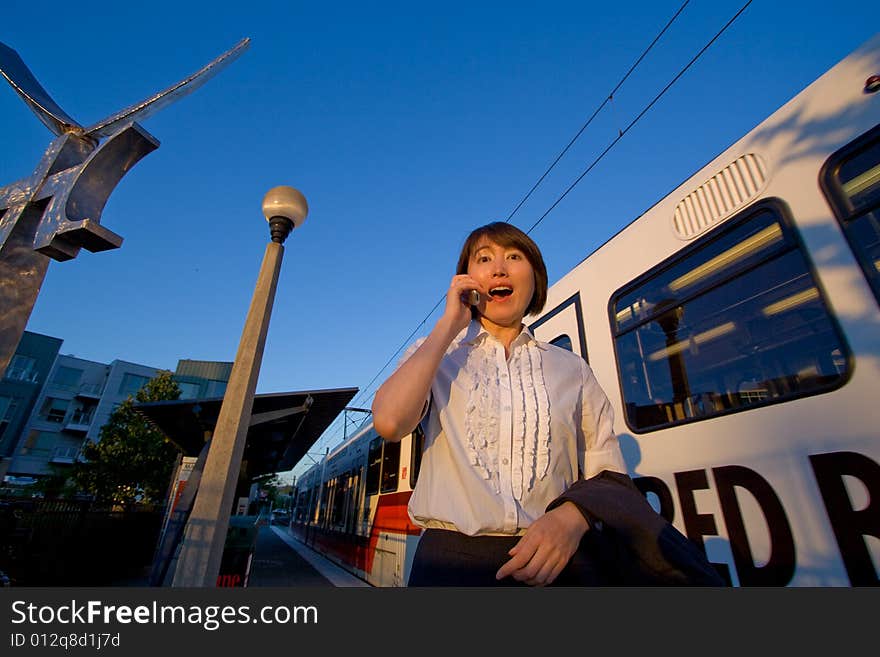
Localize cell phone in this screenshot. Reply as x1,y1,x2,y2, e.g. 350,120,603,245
467,290,481,306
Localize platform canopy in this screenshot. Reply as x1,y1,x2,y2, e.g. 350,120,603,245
134,387,357,479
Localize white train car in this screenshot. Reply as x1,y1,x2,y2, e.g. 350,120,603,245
293,33,880,586
528,33,880,586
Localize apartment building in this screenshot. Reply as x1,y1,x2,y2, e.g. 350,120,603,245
0,331,63,480
7,355,162,478
1,330,233,482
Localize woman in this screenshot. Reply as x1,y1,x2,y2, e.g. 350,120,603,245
372,222,723,586
371,221,626,586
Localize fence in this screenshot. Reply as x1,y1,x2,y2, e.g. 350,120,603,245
0,497,164,586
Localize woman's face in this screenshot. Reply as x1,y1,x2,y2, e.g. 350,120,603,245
467,238,536,329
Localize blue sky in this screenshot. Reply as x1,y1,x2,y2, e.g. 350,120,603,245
3,1,878,481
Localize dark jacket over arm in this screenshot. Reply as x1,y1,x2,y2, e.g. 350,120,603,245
547,470,727,586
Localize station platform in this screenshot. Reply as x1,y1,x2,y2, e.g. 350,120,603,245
247,525,371,587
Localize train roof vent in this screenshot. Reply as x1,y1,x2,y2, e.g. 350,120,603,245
672,153,768,240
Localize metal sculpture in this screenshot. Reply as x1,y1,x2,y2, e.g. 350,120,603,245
0,38,250,374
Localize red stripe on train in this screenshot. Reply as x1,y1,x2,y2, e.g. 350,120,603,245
293,491,421,576
364,491,422,573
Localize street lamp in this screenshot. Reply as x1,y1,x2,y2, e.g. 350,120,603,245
171,186,308,587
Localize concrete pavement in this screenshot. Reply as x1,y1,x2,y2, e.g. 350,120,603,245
247,525,371,587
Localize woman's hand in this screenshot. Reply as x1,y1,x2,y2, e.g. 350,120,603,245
442,274,486,335
495,502,589,586
372,275,485,441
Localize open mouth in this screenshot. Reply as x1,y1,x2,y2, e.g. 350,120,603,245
489,286,513,299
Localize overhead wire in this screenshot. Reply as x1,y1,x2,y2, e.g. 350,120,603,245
505,0,690,224
308,0,752,459
525,0,752,235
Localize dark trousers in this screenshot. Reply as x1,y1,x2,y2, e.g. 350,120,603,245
407,528,614,587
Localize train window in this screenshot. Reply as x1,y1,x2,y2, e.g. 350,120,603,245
316,480,329,527
301,488,312,524
381,439,401,493
331,473,348,528
303,489,313,524
820,123,880,305
612,200,851,432
409,423,425,489
311,485,321,524
366,436,383,495
344,469,358,534
528,292,588,361
549,334,573,351
358,464,370,535
294,488,310,524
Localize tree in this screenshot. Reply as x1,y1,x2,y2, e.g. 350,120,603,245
32,464,78,499
71,370,182,507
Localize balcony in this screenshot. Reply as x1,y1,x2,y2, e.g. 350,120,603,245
49,446,81,464
75,383,104,399
64,409,94,433
40,410,66,424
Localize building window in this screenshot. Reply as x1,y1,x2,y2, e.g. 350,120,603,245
0,395,17,420
612,200,850,432
177,382,202,400
69,404,94,426
118,373,150,397
52,366,83,390
40,397,69,424
205,380,227,398
20,430,55,456
0,395,18,440
5,355,37,382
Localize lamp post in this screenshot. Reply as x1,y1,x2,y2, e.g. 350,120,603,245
171,186,308,587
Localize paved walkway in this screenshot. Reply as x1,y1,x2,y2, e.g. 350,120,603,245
247,525,371,587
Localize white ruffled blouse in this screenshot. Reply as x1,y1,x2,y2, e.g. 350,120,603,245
402,321,626,537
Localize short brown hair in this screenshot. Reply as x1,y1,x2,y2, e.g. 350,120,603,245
456,222,548,316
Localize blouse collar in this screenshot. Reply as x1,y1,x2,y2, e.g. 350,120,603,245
458,319,548,351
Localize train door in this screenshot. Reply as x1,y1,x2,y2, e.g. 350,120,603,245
528,292,588,358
